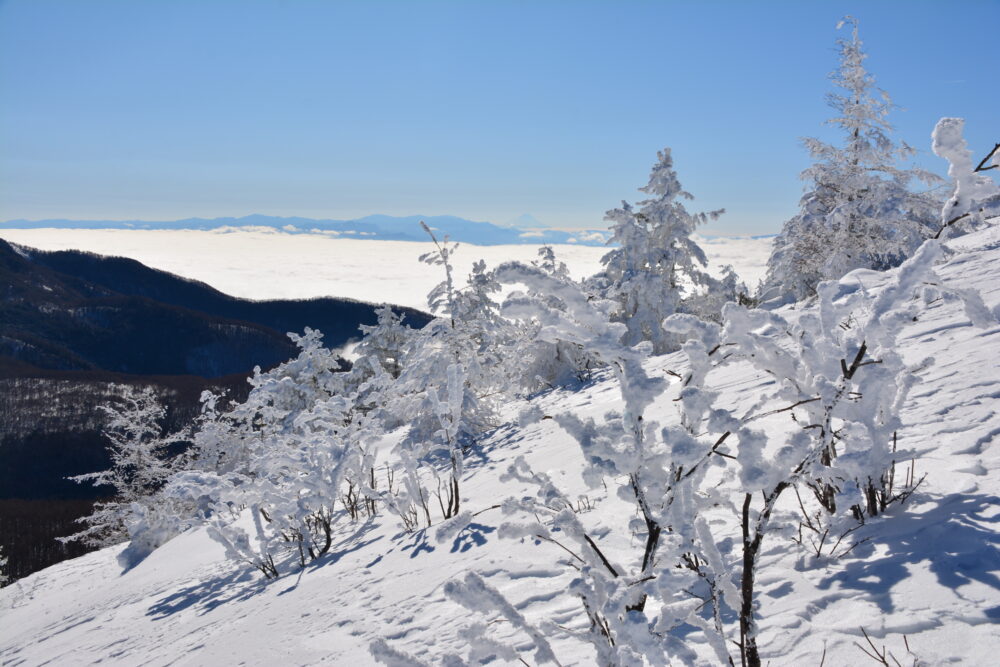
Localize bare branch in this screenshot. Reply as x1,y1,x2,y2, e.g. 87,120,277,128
974,143,1000,172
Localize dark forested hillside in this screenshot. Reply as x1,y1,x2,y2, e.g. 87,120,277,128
1,240,431,376
0,239,430,580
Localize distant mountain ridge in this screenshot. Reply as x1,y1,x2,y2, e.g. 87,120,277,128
1,214,612,247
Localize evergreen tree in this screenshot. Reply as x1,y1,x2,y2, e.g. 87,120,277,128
761,16,940,304
598,147,723,353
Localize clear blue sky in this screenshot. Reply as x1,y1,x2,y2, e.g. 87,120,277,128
1,0,997,235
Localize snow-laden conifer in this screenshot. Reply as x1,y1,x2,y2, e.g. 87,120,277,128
761,17,941,304
354,305,412,380
597,148,725,353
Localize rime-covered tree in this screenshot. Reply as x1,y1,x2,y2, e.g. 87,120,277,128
598,147,724,353
354,305,412,380
761,16,940,304
62,386,186,548
144,330,380,576
431,236,994,667
380,229,508,528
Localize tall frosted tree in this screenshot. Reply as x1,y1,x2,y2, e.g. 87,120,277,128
598,147,723,354
761,16,940,304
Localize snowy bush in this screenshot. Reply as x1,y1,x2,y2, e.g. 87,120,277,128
484,260,743,664
116,327,387,576
373,227,513,530
504,246,606,389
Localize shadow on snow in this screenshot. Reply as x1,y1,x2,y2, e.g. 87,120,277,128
819,493,1000,613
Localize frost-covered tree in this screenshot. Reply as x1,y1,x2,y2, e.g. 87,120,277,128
354,305,412,380
478,262,740,664
597,147,724,353
99,328,381,575
761,17,941,304
201,388,377,577
192,328,346,475
62,386,187,548
671,239,994,667
158,350,381,576
931,117,1000,239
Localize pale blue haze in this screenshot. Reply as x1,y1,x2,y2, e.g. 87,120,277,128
1,0,996,235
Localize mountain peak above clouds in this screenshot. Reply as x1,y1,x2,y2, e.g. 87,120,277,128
503,213,547,229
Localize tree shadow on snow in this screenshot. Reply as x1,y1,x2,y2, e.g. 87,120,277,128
146,567,263,619
399,528,436,559
313,519,384,570
819,493,1000,613
450,522,496,553
146,521,386,616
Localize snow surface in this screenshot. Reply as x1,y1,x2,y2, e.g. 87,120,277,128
3,228,999,665
0,229,773,312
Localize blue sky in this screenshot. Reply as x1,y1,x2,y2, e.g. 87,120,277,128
1,0,997,235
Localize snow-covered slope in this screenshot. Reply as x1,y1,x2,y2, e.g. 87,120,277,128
3,228,999,666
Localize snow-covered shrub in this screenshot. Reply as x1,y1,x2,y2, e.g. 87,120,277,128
761,17,941,305
931,117,1000,239
191,327,347,475
122,327,388,577
479,261,742,664
596,147,726,353
729,238,992,520
504,246,606,390
678,238,994,666
378,228,509,529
